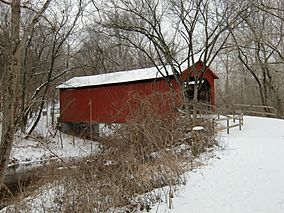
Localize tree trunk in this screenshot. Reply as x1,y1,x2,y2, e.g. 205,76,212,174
0,0,21,187
270,85,283,117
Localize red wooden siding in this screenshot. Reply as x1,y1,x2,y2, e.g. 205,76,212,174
60,78,180,123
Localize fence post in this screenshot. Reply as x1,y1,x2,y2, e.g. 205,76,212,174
239,115,242,131
233,110,235,123
227,118,229,134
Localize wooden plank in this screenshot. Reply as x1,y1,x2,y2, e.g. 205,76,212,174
233,103,274,110
225,115,234,119
217,124,240,130
215,117,231,122
216,127,228,131
229,124,240,128
232,117,242,121
215,114,243,121
233,104,250,107
227,119,229,134
253,105,273,110
246,110,276,116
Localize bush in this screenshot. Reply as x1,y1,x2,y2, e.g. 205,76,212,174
4,93,217,212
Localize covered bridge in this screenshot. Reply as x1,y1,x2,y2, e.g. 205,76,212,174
57,61,218,131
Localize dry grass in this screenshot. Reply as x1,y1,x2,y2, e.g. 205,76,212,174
2,93,217,212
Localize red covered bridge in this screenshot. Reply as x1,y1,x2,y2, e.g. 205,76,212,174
57,61,218,129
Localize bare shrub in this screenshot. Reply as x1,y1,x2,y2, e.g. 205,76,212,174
4,93,217,212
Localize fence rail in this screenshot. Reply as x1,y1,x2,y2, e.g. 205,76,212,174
183,101,278,134
214,112,244,134
232,104,277,117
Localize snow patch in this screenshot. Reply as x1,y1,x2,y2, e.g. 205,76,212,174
192,126,204,131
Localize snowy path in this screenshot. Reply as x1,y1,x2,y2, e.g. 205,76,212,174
151,116,284,213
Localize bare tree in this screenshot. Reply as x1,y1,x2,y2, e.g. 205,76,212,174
91,0,247,109
227,0,284,115
0,0,51,187
25,0,84,135
75,25,154,75
0,5,10,111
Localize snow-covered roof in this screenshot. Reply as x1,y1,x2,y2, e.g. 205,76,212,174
57,65,177,89
57,60,217,89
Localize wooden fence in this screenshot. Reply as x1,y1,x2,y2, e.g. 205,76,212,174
183,101,278,134
184,101,245,134
214,112,244,134
232,104,277,117
213,103,276,134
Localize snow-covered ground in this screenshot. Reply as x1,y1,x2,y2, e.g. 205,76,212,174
2,116,284,212
151,116,284,213
5,114,98,169
9,133,96,169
